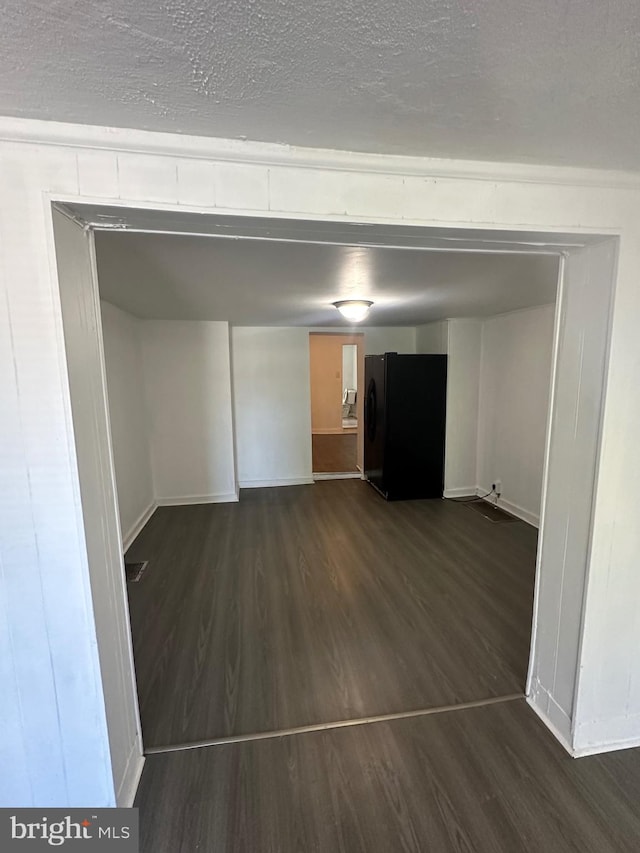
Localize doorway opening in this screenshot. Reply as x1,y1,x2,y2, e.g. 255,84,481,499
309,332,364,478
51,202,616,780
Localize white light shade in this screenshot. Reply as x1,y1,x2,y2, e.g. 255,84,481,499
333,300,373,322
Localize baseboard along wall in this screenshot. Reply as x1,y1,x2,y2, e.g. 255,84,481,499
122,501,157,553
526,688,574,757
238,477,315,489
445,486,540,528
156,493,239,506
116,739,145,807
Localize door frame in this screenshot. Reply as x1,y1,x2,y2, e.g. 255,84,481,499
309,331,365,473
48,198,618,767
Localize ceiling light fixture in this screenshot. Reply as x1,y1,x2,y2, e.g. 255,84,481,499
333,299,373,322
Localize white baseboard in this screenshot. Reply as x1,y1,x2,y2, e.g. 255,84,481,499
313,472,362,481
238,477,315,489
116,738,145,807
573,711,640,757
122,501,157,552
496,496,539,528
443,486,478,498
156,492,239,506
476,486,540,528
527,683,574,756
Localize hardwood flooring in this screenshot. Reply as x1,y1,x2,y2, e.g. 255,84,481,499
126,480,537,749
135,697,640,852
312,432,358,472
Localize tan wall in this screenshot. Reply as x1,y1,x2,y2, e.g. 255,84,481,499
310,334,342,432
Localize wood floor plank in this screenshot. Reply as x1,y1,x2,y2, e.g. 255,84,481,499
126,481,538,748
135,699,640,853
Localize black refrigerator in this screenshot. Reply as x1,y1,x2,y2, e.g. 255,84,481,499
364,353,447,500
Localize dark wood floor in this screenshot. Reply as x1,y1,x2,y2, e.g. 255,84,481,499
312,432,358,472
126,480,537,749
135,697,640,852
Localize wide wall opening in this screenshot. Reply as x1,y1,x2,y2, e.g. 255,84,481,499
51,203,616,796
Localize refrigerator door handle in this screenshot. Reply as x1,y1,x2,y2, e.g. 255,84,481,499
366,378,377,441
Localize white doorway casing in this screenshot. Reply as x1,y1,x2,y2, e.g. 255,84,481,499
1,117,638,806
528,242,616,751
52,210,144,806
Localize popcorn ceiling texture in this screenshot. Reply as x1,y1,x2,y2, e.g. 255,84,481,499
1,0,640,169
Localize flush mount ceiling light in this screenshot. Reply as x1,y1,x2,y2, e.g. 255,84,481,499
333,300,373,322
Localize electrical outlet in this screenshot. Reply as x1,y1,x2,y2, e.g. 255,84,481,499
495,479,502,495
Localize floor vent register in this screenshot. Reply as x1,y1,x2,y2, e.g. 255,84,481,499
125,561,149,583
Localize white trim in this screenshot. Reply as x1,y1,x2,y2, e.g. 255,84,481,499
2,117,640,191
526,691,574,757
115,738,145,807
570,244,620,746
313,472,362,481
573,712,640,757
495,496,540,528
573,739,640,758
122,501,157,553
156,493,239,506
443,486,478,498
238,478,315,489
476,486,540,527
526,257,566,698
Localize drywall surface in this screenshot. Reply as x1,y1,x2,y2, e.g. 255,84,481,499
51,211,142,807
231,327,313,487
141,321,237,502
1,121,638,805
443,319,482,496
3,4,640,170
363,326,416,355
100,301,154,544
342,343,357,391
477,305,555,525
416,321,449,354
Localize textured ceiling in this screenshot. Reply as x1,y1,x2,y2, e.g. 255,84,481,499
2,2,640,169
94,231,558,325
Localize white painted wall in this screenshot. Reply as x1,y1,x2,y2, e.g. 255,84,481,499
0,118,636,806
416,321,448,354
442,319,483,497
141,320,237,503
477,305,556,525
230,324,413,487
311,325,416,354
100,301,154,547
51,210,142,807
363,326,416,354
342,343,357,390
231,327,313,487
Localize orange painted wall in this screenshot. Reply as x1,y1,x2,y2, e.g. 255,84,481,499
309,334,343,432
